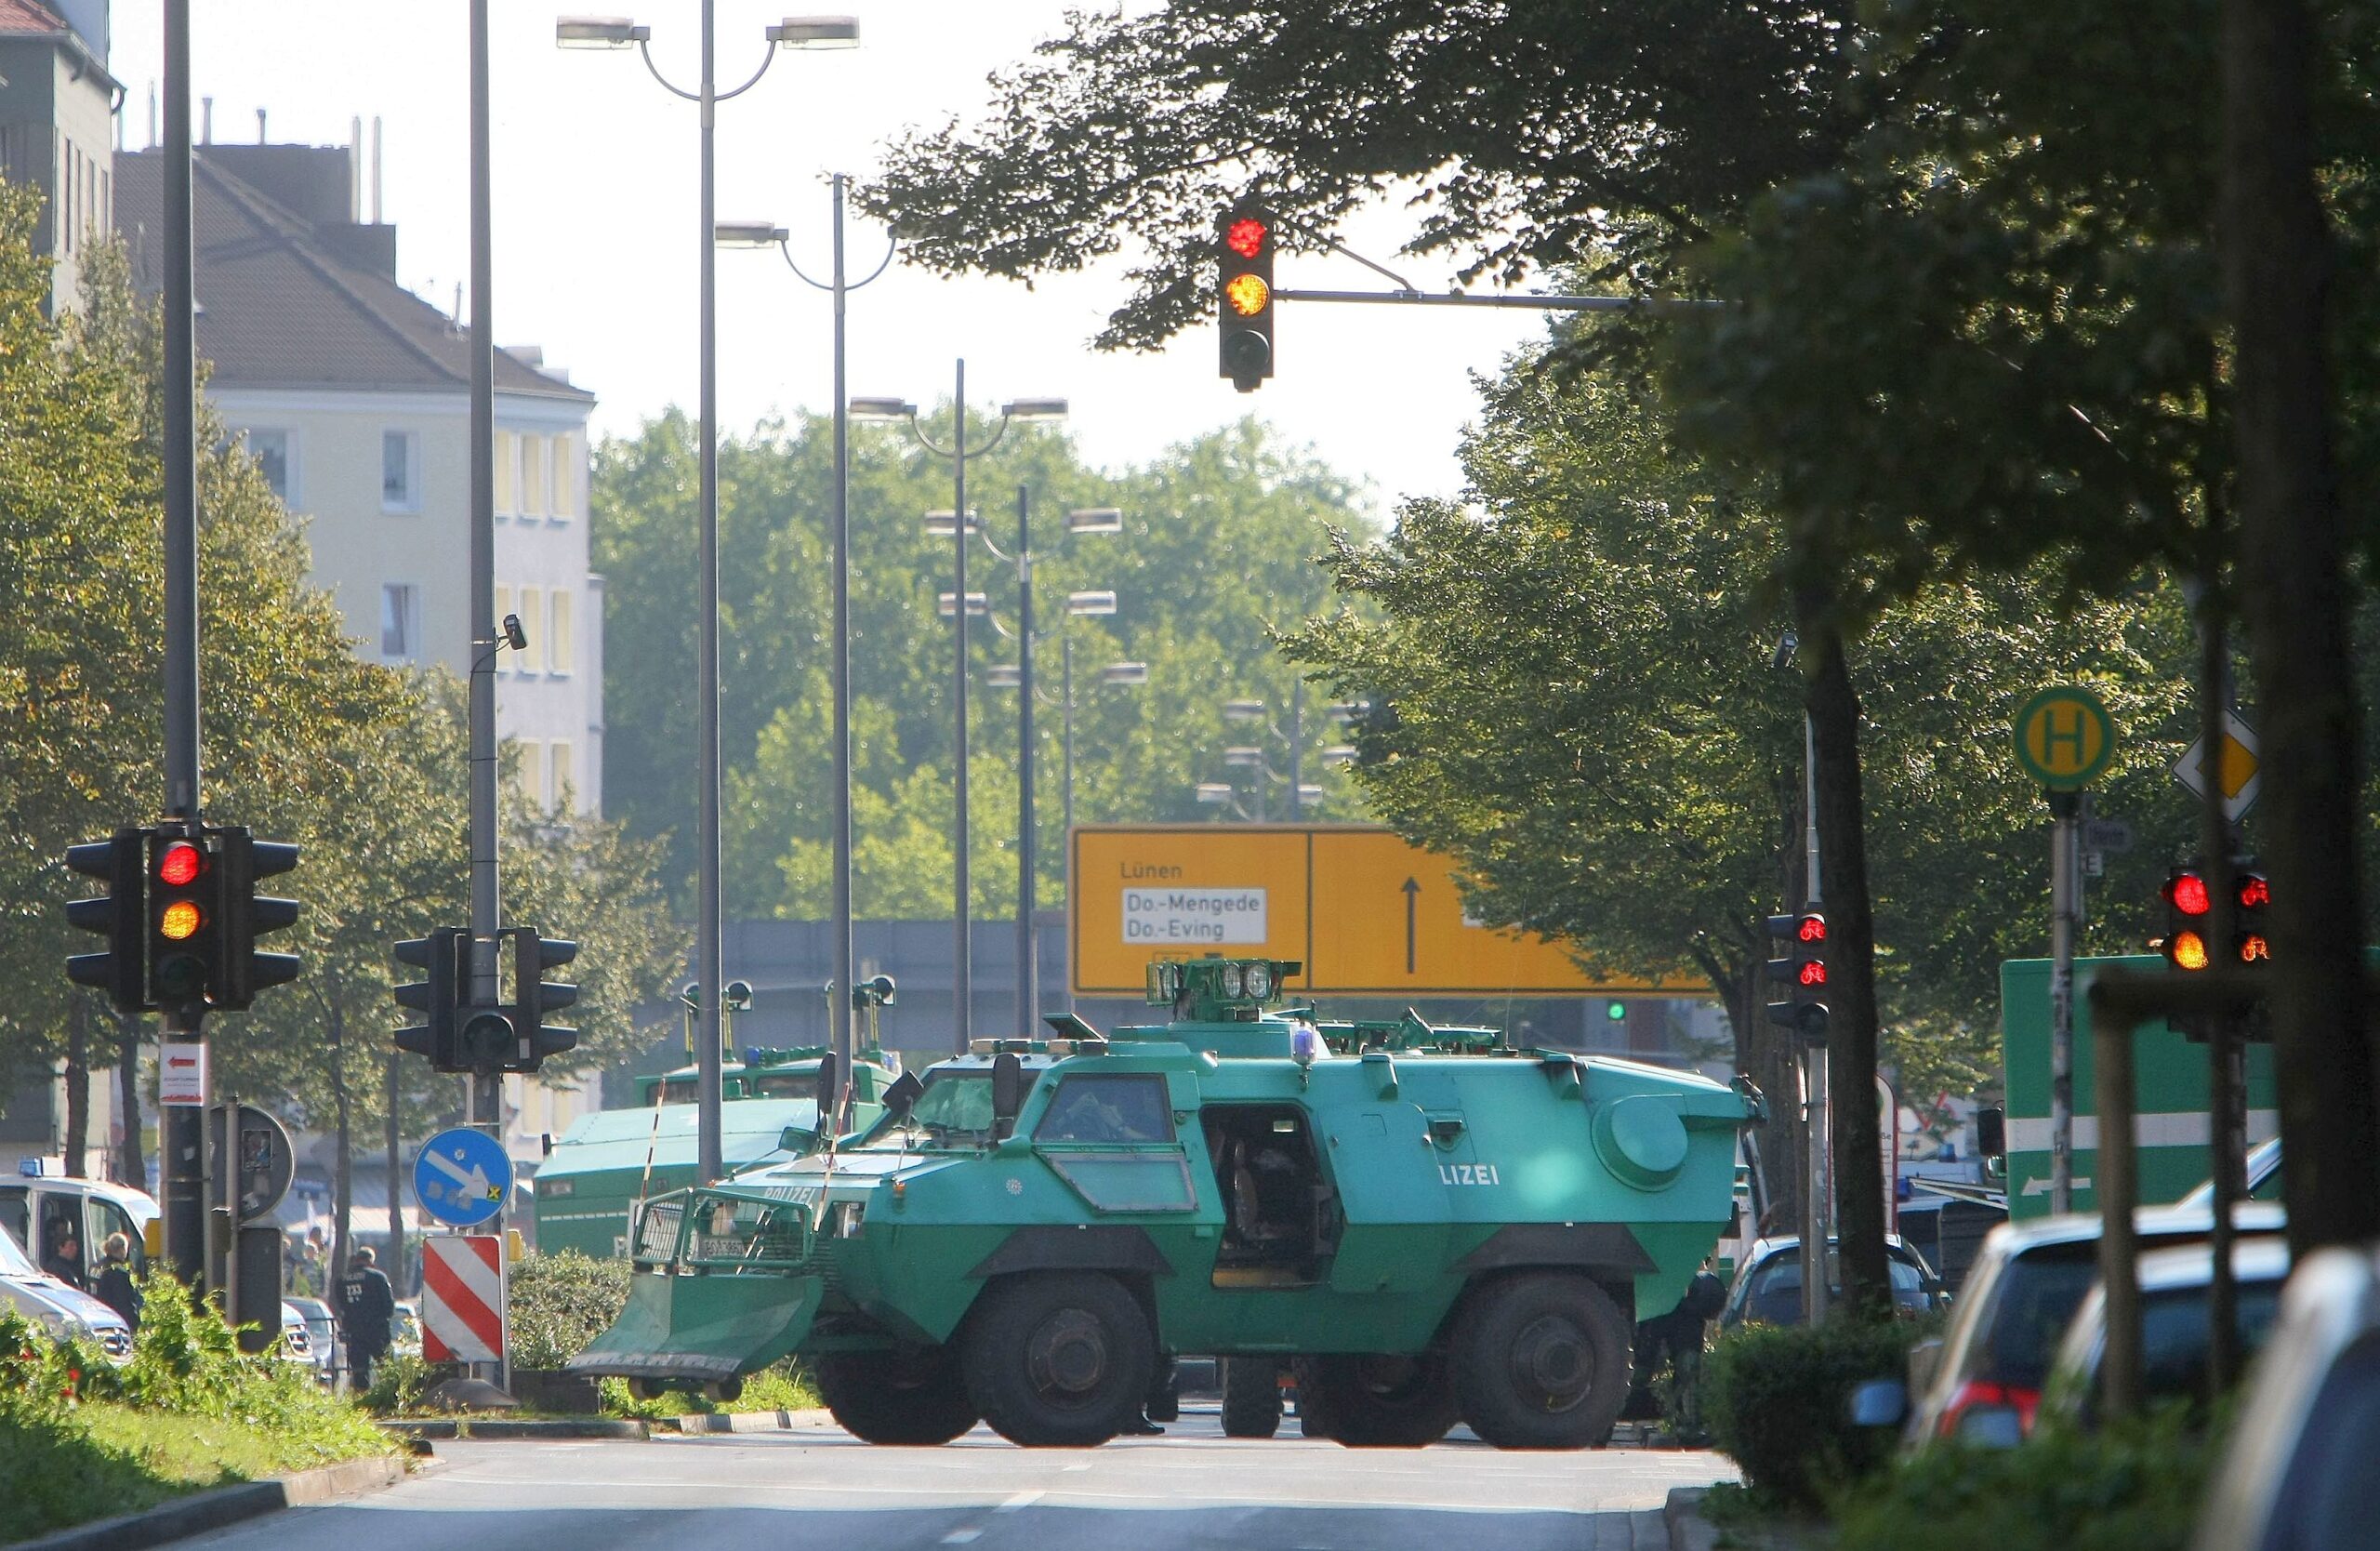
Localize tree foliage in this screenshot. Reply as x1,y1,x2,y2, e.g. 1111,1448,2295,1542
592,413,1373,919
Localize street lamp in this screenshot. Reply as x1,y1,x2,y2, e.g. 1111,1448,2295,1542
944,495,1121,1034
720,178,898,1105
560,7,857,1186
853,377,1066,1051
1203,683,1328,820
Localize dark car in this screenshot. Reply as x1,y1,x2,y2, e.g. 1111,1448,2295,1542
2044,1237,2293,1428
1897,1201,2286,1447
1719,1234,1944,1329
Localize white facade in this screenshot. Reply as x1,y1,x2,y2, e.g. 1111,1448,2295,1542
213,387,604,819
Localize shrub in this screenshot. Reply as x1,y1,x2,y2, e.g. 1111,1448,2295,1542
361,1352,456,1416
1702,1316,1914,1508
1831,1410,2216,1551
508,1251,632,1370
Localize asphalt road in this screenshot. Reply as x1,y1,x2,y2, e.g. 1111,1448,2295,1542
176,1409,1736,1551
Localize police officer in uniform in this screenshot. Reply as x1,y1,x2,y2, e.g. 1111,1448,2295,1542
339,1246,397,1391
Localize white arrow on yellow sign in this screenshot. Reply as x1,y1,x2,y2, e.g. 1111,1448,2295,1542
2172,710,2261,822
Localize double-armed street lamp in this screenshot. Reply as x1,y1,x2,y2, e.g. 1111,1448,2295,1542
967,504,1130,1030
559,8,859,1185
717,181,895,1110
1197,689,1343,819
851,379,1067,1052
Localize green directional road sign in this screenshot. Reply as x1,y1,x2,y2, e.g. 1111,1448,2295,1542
2013,684,2116,789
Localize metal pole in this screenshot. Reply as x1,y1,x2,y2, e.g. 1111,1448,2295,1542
467,0,503,1145
1800,710,1827,1322
694,0,725,1183
1289,679,1304,819
1062,635,1075,1013
952,361,972,1054
828,174,856,1094
2048,789,2080,1214
1015,485,1037,1035
2094,996,2142,1419
159,0,205,1288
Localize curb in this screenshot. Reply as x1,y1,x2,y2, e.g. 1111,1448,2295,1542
7,1453,403,1551
669,1408,835,1435
1665,1487,1718,1551
377,1417,649,1440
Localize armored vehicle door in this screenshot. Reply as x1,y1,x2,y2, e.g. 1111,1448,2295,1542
1314,1061,1468,1294
1030,1070,1202,1215
1199,1102,1345,1289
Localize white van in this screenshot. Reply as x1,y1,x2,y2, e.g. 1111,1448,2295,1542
0,1161,159,1292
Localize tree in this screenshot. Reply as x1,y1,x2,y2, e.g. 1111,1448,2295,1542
595,413,1373,920
1285,355,2195,1216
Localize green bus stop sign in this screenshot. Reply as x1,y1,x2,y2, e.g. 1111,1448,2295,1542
2013,685,2116,789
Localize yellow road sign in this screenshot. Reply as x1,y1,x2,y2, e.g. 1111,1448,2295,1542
2173,710,2262,820
2013,685,2117,789
1069,825,1680,998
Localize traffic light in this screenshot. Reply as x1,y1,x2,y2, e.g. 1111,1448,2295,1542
1765,909,1829,1041
394,927,467,1068
2234,865,2270,966
213,829,301,1011
65,829,148,1014
509,928,579,1070
1217,203,1275,392
147,824,217,1013
2162,866,2213,972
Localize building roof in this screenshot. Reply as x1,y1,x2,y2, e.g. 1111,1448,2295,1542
113,147,593,404
0,0,70,33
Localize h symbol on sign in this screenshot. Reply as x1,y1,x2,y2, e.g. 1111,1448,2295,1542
2044,707,2088,766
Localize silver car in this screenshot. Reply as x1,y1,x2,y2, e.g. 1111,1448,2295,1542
2194,1239,2380,1551
2041,1236,2293,1427
0,1218,132,1362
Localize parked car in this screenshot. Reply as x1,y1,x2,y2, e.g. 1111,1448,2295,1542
1718,1234,1945,1329
390,1299,422,1359
1890,1201,2286,1447
2193,1239,2380,1551
0,1165,159,1292
0,1214,132,1362
285,1295,341,1385
2176,1136,2283,1209
2043,1237,2294,1428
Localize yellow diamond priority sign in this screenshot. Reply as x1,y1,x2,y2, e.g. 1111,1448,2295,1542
2172,710,2262,822
2013,685,2116,790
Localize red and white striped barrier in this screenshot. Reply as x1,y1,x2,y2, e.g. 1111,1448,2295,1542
423,1235,505,1364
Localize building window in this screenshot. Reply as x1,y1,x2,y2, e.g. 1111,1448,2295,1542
515,739,545,804
549,739,574,813
496,430,516,516
522,433,547,518
382,430,421,512
548,589,574,676
493,584,513,671
515,586,544,673
245,430,294,502
549,433,575,521
379,584,419,663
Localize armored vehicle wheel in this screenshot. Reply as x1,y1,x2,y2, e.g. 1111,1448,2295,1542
962,1273,1156,1447
1298,1354,1459,1447
1450,1272,1631,1450
703,1376,743,1404
627,1377,667,1402
815,1347,981,1445
1219,1357,1283,1438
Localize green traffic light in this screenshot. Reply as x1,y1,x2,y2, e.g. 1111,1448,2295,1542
1606,1000,1626,1022
154,952,207,1002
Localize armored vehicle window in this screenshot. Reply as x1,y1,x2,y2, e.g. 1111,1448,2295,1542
1035,1075,1173,1145
854,1073,999,1148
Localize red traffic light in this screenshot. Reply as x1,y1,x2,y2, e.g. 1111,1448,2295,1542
1796,914,1826,944
2165,872,2211,917
1798,961,1827,988
2237,874,2270,910
1225,216,1268,258
2239,933,2272,963
156,841,201,888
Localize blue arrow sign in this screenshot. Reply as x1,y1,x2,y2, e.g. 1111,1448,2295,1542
412,1127,513,1228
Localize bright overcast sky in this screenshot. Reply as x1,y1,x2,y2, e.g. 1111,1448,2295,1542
107,1,1552,523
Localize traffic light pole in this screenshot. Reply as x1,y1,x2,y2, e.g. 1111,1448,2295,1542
466,0,506,1148
159,0,207,1288
1799,713,1829,1326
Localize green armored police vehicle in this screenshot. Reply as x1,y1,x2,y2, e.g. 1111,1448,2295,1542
533,1047,894,1258
571,957,1755,1450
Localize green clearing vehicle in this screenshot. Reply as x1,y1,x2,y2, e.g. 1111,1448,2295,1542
533,1048,893,1258
570,957,1756,1449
